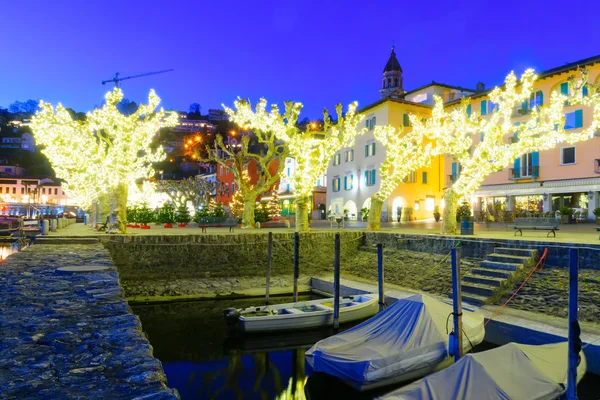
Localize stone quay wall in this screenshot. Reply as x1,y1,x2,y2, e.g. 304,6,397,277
0,243,178,400
103,232,363,300
365,232,600,270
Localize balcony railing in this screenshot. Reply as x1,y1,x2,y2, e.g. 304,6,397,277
509,166,540,180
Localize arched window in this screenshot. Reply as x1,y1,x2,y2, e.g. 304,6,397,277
394,78,399,87
387,78,391,87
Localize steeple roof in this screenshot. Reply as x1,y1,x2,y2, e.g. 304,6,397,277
383,46,402,73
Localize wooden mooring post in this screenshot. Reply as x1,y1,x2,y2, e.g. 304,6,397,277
265,232,273,305
377,243,384,312
333,233,341,329
567,248,580,400
293,232,299,302
451,247,464,362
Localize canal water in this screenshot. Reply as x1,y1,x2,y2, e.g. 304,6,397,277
132,296,599,400
0,243,20,261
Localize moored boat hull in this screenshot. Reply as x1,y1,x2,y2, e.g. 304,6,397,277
224,294,379,333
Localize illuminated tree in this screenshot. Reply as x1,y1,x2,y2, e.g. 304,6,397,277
227,99,364,232
411,68,600,234
266,190,282,220
367,125,439,231
229,190,244,219
31,88,177,233
199,117,287,229
158,176,219,211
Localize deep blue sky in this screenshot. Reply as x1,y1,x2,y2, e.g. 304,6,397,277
1,0,599,119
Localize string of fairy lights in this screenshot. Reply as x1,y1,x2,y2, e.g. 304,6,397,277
29,67,600,233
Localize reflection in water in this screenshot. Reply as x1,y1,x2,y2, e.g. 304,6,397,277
132,296,319,400
132,297,600,400
0,244,19,261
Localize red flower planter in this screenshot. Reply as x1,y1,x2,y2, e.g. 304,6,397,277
177,223,188,227
141,225,151,230
164,224,173,228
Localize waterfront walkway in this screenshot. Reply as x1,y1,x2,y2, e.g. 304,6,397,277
46,219,600,244
0,243,178,399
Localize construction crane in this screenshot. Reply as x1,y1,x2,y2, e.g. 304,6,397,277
101,69,174,87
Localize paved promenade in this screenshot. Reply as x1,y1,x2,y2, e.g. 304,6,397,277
47,219,600,245
0,243,178,399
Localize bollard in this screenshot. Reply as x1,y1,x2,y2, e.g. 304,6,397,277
84,215,88,225
49,219,54,232
293,232,299,302
265,232,273,305
451,247,464,362
377,243,384,312
42,220,49,235
333,233,341,329
567,248,580,400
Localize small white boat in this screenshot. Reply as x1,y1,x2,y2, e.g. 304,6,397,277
223,294,379,333
305,294,485,391
378,342,587,400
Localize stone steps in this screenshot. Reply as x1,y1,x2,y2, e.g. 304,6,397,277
458,246,538,306
494,247,537,257
464,275,505,287
462,282,496,297
479,260,521,271
486,253,530,264
471,267,512,279
461,292,488,306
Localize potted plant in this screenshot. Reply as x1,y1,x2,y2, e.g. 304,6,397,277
343,208,349,221
433,206,441,222
360,207,369,221
396,206,402,222
175,204,191,227
157,203,175,228
559,206,574,224
456,201,473,235
126,206,140,228
402,207,413,222
594,208,600,224
137,204,154,229
193,208,210,227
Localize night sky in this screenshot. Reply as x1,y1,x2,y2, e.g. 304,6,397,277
1,0,599,119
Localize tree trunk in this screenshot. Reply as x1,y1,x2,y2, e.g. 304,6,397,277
295,195,310,232
367,196,384,231
115,182,129,233
241,198,255,228
441,187,459,235
98,194,110,226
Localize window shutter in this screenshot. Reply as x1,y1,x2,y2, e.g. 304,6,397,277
538,91,544,106
481,100,487,116
466,104,471,117
422,172,427,184
371,169,376,185
532,152,539,177
451,162,457,177
350,175,353,189
344,176,347,190
583,85,589,97
372,142,376,156
366,119,370,130
372,117,376,127
480,132,485,142
575,109,583,128
560,82,569,95
514,157,521,178
403,114,409,127
365,144,369,157
521,100,528,110
513,132,518,143
364,171,368,186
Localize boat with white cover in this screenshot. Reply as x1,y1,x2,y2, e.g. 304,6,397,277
378,342,586,400
223,294,378,333
305,294,485,391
